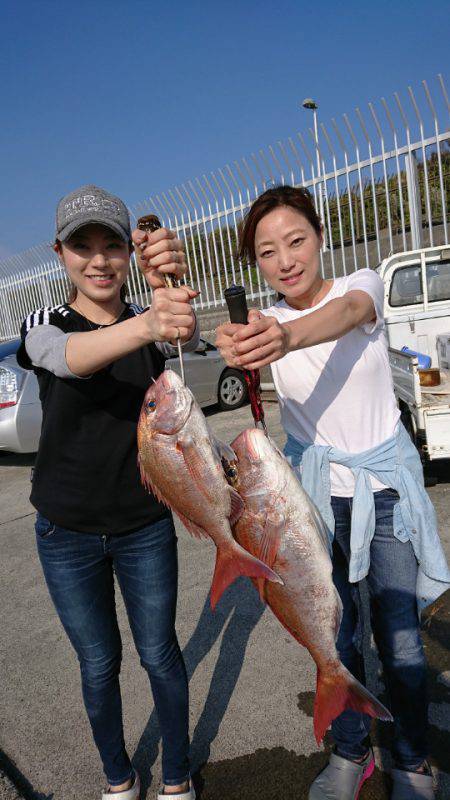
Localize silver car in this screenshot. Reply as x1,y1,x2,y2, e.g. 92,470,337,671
0,338,248,454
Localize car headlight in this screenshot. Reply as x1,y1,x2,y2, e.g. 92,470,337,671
0,366,21,409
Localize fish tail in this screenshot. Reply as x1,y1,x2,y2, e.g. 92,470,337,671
210,544,283,610
313,664,393,745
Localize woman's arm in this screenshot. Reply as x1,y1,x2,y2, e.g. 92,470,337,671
216,290,376,371
66,285,198,377
289,290,375,348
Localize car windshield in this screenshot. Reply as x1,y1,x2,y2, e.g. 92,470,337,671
389,265,423,307
390,259,450,307
0,339,20,360
427,259,450,302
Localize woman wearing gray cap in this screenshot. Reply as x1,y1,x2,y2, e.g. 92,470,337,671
17,185,198,800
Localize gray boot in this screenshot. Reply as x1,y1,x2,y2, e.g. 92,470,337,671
309,749,374,800
391,767,434,799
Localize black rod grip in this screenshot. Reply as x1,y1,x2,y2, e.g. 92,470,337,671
224,285,249,325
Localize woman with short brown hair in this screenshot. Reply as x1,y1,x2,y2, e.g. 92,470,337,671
216,185,449,800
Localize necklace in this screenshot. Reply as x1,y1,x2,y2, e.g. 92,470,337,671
71,300,125,330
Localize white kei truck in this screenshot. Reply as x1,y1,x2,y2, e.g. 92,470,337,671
380,244,450,481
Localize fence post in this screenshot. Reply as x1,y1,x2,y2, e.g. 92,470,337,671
405,151,423,251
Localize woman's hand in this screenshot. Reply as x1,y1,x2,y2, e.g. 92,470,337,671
216,310,291,370
132,227,188,289
142,285,198,344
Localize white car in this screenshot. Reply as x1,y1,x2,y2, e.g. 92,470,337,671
0,338,248,454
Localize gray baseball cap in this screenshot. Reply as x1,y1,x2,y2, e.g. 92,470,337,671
55,184,131,242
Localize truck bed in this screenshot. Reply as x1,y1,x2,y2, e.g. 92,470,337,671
389,349,450,460
419,369,450,408
389,349,450,407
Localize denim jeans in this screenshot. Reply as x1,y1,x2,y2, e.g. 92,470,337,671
35,513,190,787
330,489,428,770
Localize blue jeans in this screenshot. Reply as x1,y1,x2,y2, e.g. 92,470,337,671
331,489,428,770
35,513,190,787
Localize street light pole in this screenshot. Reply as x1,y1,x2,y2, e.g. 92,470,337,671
302,98,326,248
302,98,321,188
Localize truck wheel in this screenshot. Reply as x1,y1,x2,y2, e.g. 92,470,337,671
423,466,438,487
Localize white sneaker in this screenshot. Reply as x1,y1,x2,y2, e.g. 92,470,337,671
102,770,140,800
309,750,375,799
391,766,435,799
157,777,195,800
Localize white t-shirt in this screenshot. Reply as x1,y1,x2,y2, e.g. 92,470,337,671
262,269,400,497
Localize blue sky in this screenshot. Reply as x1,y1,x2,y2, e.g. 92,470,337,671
1,0,448,258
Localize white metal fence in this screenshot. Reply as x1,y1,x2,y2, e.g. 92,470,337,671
1,74,449,341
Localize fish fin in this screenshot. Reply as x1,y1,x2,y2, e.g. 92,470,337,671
308,501,332,556
176,436,217,502
139,456,147,487
208,429,237,464
228,486,245,526
210,543,283,610
333,587,343,639
258,511,284,569
254,511,284,599
313,664,393,745
176,435,243,524
175,510,209,541
139,460,170,507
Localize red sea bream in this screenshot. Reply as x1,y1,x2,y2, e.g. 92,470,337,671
230,427,393,743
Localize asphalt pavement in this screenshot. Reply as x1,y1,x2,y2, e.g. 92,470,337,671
1,400,449,800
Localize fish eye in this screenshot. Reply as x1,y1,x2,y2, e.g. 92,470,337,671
147,400,156,411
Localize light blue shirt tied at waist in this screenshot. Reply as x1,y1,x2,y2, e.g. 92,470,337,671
283,422,450,612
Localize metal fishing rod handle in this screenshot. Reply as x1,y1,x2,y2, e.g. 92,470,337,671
136,214,178,288
136,213,162,234
136,215,186,383
224,285,249,325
